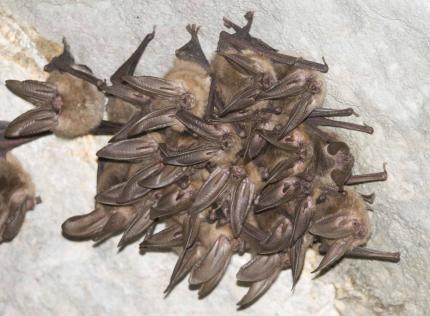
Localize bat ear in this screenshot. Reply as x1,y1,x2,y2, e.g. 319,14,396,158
188,167,231,214
5,80,59,107
189,235,232,285
61,208,109,240
259,217,292,254
164,244,202,295
118,208,153,248
104,84,151,107
1,198,29,242
312,237,354,273
5,107,58,138
309,212,355,239
92,207,136,242
291,197,314,244
290,234,314,288
95,182,129,206
278,92,314,138
139,223,183,250
219,52,259,76
230,177,254,237
0,121,40,156
236,254,281,282
237,266,281,308
96,137,159,161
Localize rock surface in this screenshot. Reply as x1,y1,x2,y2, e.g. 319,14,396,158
0,1,428,315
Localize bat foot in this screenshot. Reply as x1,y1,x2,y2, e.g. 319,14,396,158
175,24,210,71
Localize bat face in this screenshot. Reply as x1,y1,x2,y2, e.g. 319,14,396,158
164,59,211,119
47,71,105,138
5,11,399,309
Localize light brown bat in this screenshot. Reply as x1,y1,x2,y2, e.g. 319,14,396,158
5,39,115,139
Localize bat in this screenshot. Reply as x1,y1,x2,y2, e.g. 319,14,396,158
0,121,40,244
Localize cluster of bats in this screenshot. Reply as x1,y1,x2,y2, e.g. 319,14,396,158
1,12,399,307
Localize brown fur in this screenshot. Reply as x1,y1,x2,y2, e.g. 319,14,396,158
0,153,36,241
0,153,35,204
106,97,138,124
164,60,211,119
212,50,276,113
47,71,105,137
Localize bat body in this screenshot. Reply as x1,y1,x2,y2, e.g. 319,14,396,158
5,40,110,139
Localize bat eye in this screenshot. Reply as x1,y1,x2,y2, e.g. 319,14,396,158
316,194,326,204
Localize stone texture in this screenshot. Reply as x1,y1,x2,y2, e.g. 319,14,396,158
0,1,428,315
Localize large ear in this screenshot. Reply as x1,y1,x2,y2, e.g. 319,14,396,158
5,80,58,107
291,197,314,244
188,166,230,214
5,107,57,138
164,244,203,294
313,237,354,273
258,217,292,254
1,201,27,242
255,178,308,213
96,137,159,162
139,223,183,250
237,266,281,308
189,235,232,285
89,120,124,136
290,234,314,288
61,208,109,240
0,121,41,157
237,254,281,282
230,177,255,237
309,212,355,239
